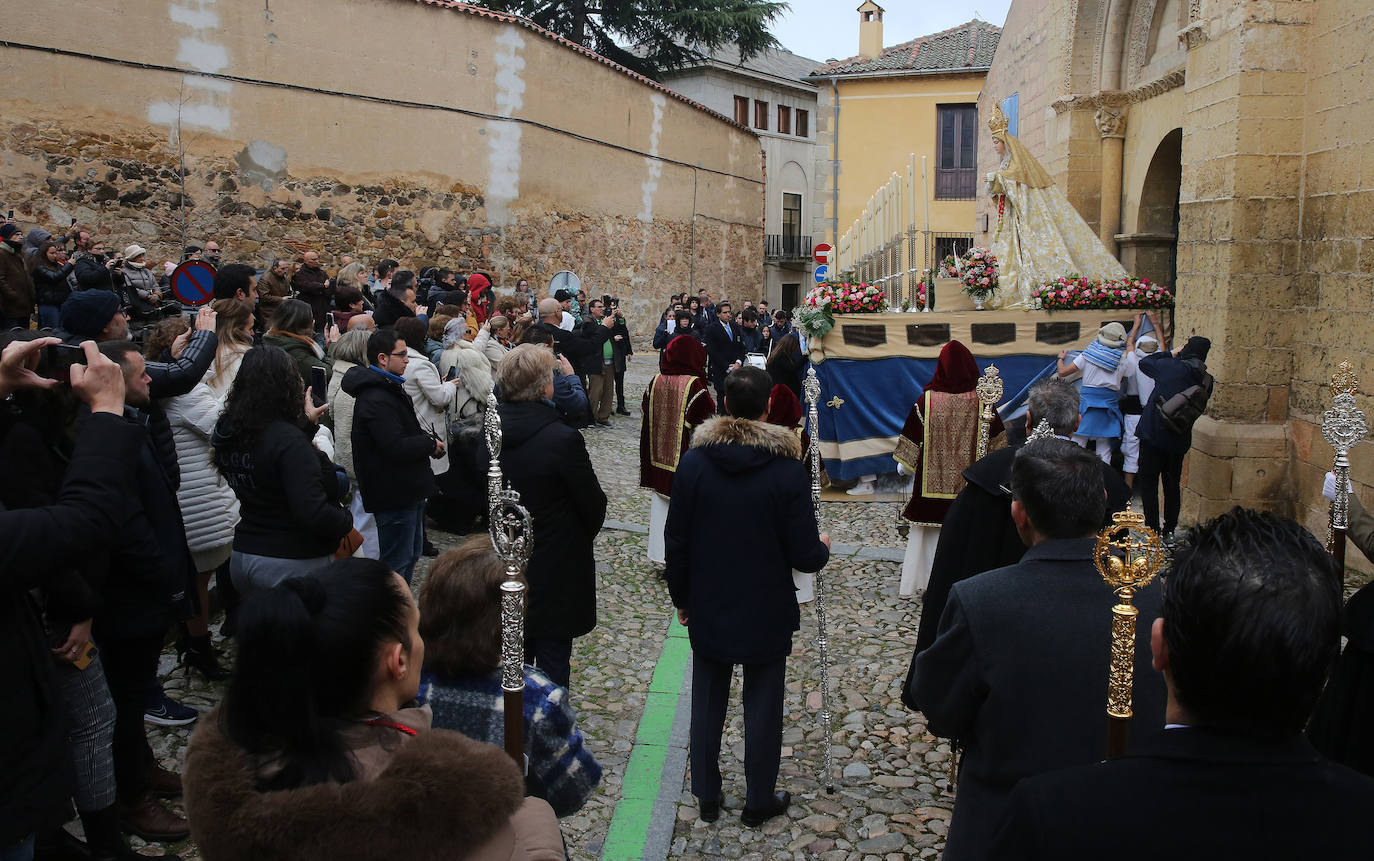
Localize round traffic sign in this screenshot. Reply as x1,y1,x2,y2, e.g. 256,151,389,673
814,264,829,283
813,243,833,265
170,260,217,307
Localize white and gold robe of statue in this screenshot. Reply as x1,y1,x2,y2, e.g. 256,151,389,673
986,168,1128,310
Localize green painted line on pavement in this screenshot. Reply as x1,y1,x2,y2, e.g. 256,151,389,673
602,614,691,860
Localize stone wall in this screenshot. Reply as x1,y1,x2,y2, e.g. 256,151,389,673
1287,0,1374,549
0,0,764,334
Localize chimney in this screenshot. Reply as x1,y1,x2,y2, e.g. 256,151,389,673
858,1,884,60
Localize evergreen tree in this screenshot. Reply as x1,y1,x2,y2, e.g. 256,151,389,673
471,0,788,80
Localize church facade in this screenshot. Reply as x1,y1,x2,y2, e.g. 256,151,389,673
978,0,1374,554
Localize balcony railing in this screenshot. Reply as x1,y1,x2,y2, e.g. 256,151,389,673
765,233,811,261
935,167,977,200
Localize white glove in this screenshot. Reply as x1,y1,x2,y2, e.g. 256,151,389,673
1322,471,1351,502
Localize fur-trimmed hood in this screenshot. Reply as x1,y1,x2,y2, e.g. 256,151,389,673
690,415,801,474
184,709,539,860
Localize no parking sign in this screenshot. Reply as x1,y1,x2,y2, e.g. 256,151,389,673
170,261,216,307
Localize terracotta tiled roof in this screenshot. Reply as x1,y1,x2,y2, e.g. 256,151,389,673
407,0,753,132
806,19,1001,78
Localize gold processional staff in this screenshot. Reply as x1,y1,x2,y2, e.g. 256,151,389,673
1094,510,1164,760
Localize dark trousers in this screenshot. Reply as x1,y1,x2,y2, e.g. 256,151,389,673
614,369,627,409
690,653,785,809
525,637,573,690
1138,441,1186,535
711,373,729,415
99,634,163,803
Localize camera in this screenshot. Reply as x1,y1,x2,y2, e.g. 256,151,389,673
39,343,87,382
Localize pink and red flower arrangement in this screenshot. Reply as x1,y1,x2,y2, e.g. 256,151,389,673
958,247,999,301
805,281,890,314
1030,276,1173,311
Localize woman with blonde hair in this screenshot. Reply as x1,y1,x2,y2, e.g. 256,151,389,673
472,316,511,372
437,316,493,420
327,328,380,558
204,297,254,398
488,344,606,689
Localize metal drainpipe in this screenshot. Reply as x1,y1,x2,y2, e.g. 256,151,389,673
830,77,840,255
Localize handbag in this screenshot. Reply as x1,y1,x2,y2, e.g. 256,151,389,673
334,528,365,559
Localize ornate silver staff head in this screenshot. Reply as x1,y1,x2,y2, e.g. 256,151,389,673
484,389,534,695
1322,361,1367,540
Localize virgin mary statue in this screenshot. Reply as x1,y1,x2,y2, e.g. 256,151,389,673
985,105,1129,309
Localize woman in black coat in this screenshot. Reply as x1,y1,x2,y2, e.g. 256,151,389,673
29,240,74,330
212,346,351,593
488,344,607,690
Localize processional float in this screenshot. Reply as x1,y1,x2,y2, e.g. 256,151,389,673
1094,510,1164,759
484,390,532,767
1322,361,1366,586
803,367,838,793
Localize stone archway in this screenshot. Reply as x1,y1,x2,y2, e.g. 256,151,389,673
1120,127,1181,287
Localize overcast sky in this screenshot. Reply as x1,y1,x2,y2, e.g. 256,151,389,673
769,0,1015,64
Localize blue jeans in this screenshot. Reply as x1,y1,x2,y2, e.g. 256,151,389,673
37,305,62,331
376,502,425,583
0,835,34,861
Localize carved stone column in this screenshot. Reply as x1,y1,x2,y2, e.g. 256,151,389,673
1095,105,1127,253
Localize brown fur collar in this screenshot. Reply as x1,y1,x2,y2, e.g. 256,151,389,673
184,709,525,860
690,415,802,459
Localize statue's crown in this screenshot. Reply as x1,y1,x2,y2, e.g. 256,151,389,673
988,105,1010,136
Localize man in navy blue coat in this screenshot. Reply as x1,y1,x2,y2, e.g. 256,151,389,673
665,365,830,828
990,507,1374,860
1136,335,1210,538
908,437,1166,861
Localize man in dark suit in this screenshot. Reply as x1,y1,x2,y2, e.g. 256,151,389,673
665,366,830,828
535,298,612,393
990,507,1374,860
906,437,1165,861
701,301,744,414
909,378,1132,658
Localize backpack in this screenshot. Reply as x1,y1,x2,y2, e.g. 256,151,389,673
1155,370,1214,436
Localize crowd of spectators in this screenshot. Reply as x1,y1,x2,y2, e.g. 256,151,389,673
0,216,641,859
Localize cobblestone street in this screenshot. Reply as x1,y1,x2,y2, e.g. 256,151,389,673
137,353,954,860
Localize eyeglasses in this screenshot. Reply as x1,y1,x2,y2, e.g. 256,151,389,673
389,350,408,357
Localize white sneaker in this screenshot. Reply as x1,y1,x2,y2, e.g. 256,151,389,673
845,481,876,496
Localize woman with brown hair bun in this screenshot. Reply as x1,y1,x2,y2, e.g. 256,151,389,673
419,535,602,817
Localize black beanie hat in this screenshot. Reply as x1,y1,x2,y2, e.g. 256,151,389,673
60,290,122,338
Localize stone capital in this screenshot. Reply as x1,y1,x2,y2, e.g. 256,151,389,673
1094,106,1127,139
1178,21,1209,50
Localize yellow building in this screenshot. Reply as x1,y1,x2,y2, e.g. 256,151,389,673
807,3,1001,288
